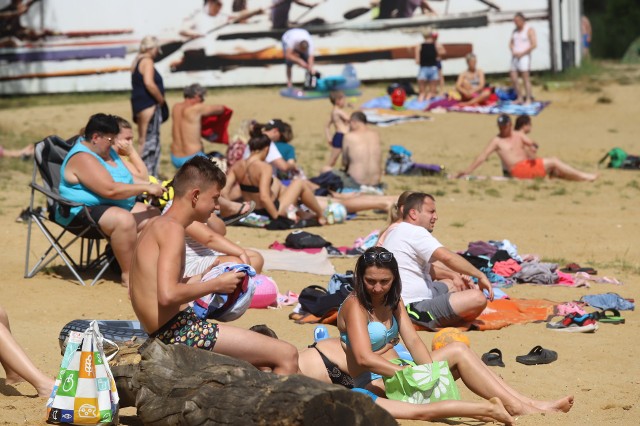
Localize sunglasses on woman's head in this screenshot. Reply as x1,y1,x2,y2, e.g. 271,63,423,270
363,251,394,263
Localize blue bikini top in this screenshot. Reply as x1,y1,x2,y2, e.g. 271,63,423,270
340,315,399,352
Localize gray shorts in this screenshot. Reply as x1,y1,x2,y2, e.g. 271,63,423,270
406,281,462,329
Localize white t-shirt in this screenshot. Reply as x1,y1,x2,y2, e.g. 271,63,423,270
281,28,314,53
382,222,443,304
242,141,283,163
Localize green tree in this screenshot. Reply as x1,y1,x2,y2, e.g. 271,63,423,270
584,0,640,59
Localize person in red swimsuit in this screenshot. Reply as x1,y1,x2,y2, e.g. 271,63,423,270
456,114,598,181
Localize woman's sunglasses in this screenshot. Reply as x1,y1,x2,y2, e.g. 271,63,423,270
363,251,394,263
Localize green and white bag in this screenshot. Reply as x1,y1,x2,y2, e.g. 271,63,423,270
384,359,460,404
46,320,119,424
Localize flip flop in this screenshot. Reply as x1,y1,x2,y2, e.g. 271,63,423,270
481,348,505,367
592,309,625,324
516,345,558,365
222,200,256,226
546,313,599,333
560,263,597,275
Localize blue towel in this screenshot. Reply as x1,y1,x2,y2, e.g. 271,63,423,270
580,293,635,311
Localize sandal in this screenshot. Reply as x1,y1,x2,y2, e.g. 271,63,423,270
222,200,256,226
592,309,625,325
516,345,558,365
481,348,505,367
546,313,598,333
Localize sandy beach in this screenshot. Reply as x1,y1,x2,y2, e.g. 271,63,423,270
1,63,639,425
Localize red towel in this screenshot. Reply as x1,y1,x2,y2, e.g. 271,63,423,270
201,107,233,144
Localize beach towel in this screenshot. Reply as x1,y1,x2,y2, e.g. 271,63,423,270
362,108,432,127
471,298,557,331
255,248,336,276
201,107,233,144
446,101,550,116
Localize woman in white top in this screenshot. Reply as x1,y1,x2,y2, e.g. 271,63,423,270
509,12,537,104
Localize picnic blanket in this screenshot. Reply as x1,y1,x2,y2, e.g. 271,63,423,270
362,95,550,116
255,248,336,276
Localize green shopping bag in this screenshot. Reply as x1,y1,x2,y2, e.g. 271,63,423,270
383,359,460,404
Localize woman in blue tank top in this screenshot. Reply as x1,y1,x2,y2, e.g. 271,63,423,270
336,247,574,421
58,114,166,287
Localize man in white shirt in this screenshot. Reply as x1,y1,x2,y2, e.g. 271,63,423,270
281,28,315,87
382,192,493,329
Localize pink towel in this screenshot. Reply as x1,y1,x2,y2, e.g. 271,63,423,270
492,259,521,277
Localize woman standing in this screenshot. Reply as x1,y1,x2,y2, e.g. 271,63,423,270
131,35,166,177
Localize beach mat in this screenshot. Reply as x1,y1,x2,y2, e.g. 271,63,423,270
362,108,432,127
280,87,361,100
255,247,336,276
472,298,557,331
447,101,551,116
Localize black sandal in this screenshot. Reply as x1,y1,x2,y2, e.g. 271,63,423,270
481,348,505,367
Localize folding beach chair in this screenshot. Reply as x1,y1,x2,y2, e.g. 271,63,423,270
24,135,115,286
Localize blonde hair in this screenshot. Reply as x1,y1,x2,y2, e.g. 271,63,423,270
387,191,415,224
140,35,161,54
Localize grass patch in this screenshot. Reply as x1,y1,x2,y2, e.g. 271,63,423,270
514,192,536,201
625,180,640,191
484,188,500,198
0,91,129,110
452,188,461,194
450,221,466,228
434,190,446,197
550,187,567,196
607,129,618,134
596,95,612,104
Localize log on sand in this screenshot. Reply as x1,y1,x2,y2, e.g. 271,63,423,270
111,340,396,426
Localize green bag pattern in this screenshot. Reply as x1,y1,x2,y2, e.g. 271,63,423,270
383,359,460,404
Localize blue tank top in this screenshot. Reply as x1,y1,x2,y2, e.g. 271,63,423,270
56,139,135,226
131,57,164,116
340,314,399,352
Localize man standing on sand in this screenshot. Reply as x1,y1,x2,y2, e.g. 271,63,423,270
509,12,536,104
382,192,493,330
281,28,315,88
340,111,383,189
456,114,598,181
171,83,227,169
129,156,298,373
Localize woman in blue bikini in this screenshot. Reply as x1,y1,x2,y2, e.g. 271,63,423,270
337,247,574,422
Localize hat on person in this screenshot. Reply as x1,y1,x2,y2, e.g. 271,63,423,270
497,114,511,127
264,119,285,132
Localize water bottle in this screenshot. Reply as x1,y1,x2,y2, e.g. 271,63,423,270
314,325,329,342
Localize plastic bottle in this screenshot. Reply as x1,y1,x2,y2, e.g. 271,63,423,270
326,200,335,225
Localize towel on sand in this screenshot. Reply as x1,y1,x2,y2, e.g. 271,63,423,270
255,248,336,276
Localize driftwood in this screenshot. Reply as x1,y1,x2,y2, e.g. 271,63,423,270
111,340,396,426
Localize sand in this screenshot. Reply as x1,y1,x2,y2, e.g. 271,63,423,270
1,64,639,425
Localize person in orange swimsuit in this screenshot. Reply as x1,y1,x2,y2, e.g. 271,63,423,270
456,114,597,181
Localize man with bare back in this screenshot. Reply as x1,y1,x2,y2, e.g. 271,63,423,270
170,83,227,169
129,156,298,373
340,111,383,188
456,114,597,181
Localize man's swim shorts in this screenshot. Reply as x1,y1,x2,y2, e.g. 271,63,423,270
151,307,219,351
510,158,546,179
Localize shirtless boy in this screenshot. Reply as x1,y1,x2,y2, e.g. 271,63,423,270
322,91,350,172
341,111,383,188
170,84,227,169
130,156,298,373
456,114,597,181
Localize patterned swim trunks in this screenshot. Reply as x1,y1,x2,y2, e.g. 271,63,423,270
151,307,219,351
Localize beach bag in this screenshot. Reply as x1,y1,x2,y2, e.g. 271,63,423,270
327,270,354,294
384,359,460,404
285,230,331,249
309,171,344,196
46,321,119,424
598,147,640,170
386,145,414,175
299,284,351,317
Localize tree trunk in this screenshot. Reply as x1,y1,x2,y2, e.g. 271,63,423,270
111,340,397,426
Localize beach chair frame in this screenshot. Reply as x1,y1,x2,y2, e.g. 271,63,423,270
24,135,114,286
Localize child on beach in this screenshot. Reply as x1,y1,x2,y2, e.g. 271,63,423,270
415,28,446,102
129,156,298,374
322,91,350,172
